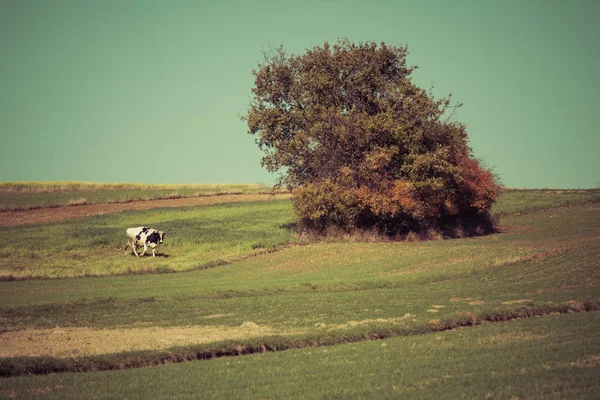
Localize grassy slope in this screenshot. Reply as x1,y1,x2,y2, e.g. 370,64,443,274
0,200,294,279
2,189,599,280
0,193,599,398
491,188,600,215
2,312,599,399
1,203,598,331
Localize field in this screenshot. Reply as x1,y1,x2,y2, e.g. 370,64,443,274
0,198,294,279
491,188,600,215
2,313,598,399
0,182,277,210
0,188,599,398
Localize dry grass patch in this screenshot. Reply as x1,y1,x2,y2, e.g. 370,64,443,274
66,197,88,206
501,299,533,305
0,323,301,358
313,314,415,330
450,297,483,304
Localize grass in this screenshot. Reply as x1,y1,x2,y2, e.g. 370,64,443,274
491,188,600,215
0,184,596,213
0,181,273,193
0,182,279,210
1,203,598,332
0,190,599,397
1,312,599,399
1,188,598,280
1,300,598,373
0,200,295,279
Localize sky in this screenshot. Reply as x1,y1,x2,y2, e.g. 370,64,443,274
1,0,598,188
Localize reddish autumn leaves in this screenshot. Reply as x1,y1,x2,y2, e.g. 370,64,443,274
245,40,500,236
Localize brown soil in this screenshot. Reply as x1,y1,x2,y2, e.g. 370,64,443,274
0,193,291,227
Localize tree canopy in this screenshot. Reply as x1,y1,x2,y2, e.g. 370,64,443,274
245,39,500,236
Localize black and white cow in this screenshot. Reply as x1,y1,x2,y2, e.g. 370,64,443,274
125,227,165,257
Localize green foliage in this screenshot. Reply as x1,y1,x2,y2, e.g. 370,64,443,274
292,178,359,231
245,39,500,235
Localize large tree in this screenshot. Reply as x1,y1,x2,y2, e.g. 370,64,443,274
245,39,500,236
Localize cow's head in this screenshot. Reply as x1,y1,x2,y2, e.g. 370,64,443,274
158,231,165,243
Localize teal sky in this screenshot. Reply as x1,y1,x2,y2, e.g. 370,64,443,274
1,0,598,188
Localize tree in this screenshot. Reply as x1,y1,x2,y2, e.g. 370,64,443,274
244,39,500,237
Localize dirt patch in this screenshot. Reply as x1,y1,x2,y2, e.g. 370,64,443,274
0,193,291,227
0,323,298,358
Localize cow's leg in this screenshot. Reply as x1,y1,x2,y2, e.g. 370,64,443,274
152,245,159,257
139,243,148,257
125,239,137,256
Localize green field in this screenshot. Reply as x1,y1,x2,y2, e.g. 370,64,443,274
0,189,599,398
2,313,598,399
0,182,275,210
0,200,294,279
491,188,600,215
0,183,597,212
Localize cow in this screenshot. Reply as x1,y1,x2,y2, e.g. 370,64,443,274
125,227,165,257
